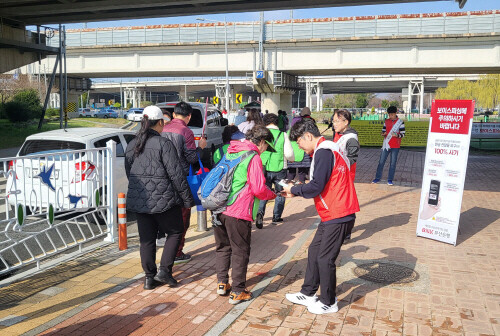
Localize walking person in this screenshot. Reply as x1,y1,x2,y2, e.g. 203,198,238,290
159,102,207,264
238,108,263,134
282,118,360,314
256,113,294,228
125,106,195,290
213,125,277,304
332,109,360,240
372,106,405,186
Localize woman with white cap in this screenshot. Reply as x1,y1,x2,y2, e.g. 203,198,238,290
125,106,195,290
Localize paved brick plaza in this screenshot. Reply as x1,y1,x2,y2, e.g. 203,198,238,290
0,148,499,336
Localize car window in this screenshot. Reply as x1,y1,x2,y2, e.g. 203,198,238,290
159,107,174,120
19,140,86,157
94,136,125,157
188,108,203,128
123,134,136,144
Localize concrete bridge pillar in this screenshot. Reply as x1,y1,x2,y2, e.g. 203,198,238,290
261,92,293,114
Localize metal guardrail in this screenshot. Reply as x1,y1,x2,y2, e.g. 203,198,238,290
48,11,500,48
0,141,117,275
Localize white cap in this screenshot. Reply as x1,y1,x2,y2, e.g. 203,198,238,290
143,106,163,120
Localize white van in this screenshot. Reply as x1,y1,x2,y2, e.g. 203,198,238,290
156,102,228,166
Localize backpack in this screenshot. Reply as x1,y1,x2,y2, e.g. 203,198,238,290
198,150,256,211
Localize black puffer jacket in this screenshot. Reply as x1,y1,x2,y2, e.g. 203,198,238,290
125,129,195,213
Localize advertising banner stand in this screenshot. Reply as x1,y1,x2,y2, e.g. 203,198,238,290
416,100,475,245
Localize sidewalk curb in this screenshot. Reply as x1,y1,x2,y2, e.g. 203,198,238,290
206,219,320,336
120,121,133,129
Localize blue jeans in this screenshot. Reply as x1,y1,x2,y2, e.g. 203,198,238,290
258,170,287,219
375,148,400,181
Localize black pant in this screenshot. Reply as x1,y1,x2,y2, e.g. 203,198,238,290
136,206,184,277
214,214,252,292
301,219,355,305
287,167,308,183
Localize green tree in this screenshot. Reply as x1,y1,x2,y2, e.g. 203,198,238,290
476,74,500,110
126,102,133,109
113,102,121,108
389,100,400,108
355,94,367,108
140,101,153,108
78,92,89,108
5,89,42,122
435,79,476,100
333,94,356,108
323,97,335,108
381,99,390,109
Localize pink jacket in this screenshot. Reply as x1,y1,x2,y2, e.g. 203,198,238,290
222,140,276,221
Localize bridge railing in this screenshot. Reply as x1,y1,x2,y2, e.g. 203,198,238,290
51,11,500,48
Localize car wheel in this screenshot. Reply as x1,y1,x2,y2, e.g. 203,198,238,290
104,115,108,119
79,114,83,118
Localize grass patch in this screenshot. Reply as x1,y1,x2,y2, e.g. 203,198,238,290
0,118,129,150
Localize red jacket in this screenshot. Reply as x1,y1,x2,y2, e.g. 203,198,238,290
333,131,357,181
311,138,360,222
384,118,404,149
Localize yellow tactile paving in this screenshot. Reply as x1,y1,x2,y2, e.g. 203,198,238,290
0,214,200,335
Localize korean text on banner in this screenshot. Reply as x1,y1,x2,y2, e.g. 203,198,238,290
416,100,475,245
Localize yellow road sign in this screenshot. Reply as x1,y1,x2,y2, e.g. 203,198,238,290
108,99,114,106
213,96,219,105
196,98,201,102
235,94,242,104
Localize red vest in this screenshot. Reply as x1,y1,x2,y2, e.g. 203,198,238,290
384,118,402,149
312,138,360,222
333,132,357,181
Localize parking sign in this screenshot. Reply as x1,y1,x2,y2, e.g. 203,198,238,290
256,71,264,79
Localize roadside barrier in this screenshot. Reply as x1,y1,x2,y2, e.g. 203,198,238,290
118,193,127,250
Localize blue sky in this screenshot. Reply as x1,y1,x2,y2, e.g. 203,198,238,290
66,0,500,29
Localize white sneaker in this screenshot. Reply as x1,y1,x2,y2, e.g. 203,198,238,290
285,292,318,307
307,298,339,315
156,237,166,247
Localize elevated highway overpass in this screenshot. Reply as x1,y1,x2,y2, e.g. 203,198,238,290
31,10,500,78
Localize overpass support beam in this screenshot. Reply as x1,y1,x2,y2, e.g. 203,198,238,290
305,81,322,111
261,92,293,114
407,79,425,114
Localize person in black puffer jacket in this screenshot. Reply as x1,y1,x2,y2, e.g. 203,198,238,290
125,106,195,290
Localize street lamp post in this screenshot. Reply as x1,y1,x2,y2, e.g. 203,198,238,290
197,17,230,112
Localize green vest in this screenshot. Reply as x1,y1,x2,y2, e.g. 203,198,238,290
225,150,260,220
213,144,229,165
287,130,305,162
260,129,285,172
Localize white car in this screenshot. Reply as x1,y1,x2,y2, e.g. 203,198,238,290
126,108,144,122
78,108,96,118
6,128,135,214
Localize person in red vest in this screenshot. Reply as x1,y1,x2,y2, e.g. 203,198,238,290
372,106,405,186
281,118,360,315
332,109,359,240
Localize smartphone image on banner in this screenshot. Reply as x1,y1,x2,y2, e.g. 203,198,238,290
428,180,440,206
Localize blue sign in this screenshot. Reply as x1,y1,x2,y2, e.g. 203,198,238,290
256,71,264,79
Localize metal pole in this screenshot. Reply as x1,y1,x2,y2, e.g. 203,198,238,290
38,55,60,130
64,26,68,129
58,24,63,129
196,205,208,231
224,17,230,113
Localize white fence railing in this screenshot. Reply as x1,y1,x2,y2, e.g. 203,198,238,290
0,141,116,275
